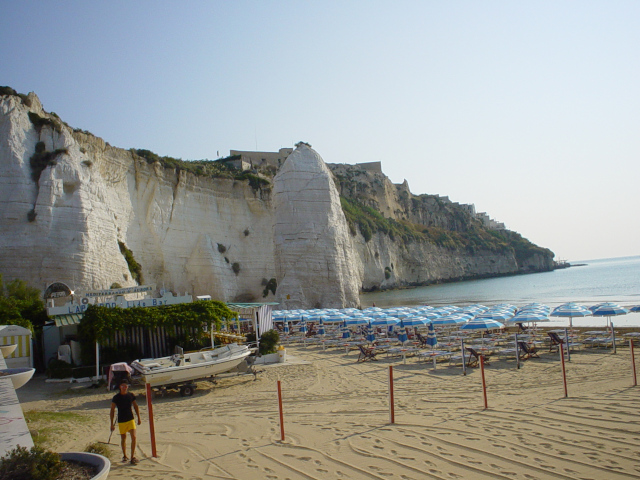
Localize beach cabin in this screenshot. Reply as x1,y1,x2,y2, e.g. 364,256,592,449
0,324,33,368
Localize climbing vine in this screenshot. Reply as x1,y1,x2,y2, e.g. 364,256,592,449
77,300,238,344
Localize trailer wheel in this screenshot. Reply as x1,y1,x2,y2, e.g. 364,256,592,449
180,385,195,397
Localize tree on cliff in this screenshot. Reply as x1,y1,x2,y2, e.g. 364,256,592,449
0,274,48,332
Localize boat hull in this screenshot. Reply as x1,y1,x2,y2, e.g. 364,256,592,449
131,344,252,387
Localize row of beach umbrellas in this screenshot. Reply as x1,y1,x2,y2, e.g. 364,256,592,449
274,301,639,335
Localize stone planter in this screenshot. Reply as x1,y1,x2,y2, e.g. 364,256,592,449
59,452,111,480
0,367,35,389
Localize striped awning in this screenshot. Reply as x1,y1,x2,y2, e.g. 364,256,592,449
52,313,84,327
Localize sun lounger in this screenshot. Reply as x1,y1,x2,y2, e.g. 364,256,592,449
517,341,539,359
547,332,582,352
357,344,378,362
465,347,489,368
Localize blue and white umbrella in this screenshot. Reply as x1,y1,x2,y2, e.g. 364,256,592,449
322,313,349,323
341,321,351,339
317,318,325,336
426,322,438,348
474,310,514,322
431,313,470,326
298,321,308,333
400,316,429,327
283,321,290,334
460,318,505,331
365,322,376,343
345,316,371,326
551,302,592,328
631,305,640,313
591,303,629,328
370,316,399,327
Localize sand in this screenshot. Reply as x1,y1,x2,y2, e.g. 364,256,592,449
16,341,640,480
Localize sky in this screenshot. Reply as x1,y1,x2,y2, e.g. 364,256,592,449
2,1,639,262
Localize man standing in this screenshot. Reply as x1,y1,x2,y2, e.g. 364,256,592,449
110,379,141,464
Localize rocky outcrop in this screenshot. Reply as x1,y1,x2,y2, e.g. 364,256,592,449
0,91,554,308
273,145,360,309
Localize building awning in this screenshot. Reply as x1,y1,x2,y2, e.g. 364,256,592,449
52,313,84,327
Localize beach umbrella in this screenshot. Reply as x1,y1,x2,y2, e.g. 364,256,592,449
341,321,351,339
283,321,290,335
551,302,592,328
317,318,325,336
474,310,514,322
345,316,371,326
426,322,438,348
591,303,629,328
365,322,376,343
399,316,429,327
460,318,505,331
631,305,640,312
370,316,399,326
431,313,471,326
506,311,550,324
298,321,308,333
322,313,349,323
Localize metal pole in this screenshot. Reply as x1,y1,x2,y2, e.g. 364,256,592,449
611,321,616,354
389,366,395,424
515,332,520,369
564,328,571,362
480,355,488,409
630,339,637,387
146,383,157,457
277,380,285,441
461,339,466,376
95,342,100,380
560,345,568,398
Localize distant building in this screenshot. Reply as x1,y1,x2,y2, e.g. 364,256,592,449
226,148,294,170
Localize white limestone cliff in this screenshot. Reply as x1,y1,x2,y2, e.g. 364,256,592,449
0,92,553,308
273,145,360,309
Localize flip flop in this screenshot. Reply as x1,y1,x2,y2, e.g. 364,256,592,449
130,457,139,465
122,456,129,463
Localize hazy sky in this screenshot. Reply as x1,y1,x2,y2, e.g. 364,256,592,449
2,2,638,262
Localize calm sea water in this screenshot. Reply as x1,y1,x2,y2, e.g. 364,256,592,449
361,256,640,327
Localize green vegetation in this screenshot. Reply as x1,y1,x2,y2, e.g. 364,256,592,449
132,149,271,192
487,230,553,265
0,275,48,332
118,241,143,284
0,445,64,480
217,243,227,253
246,329,279,355
84,442,111,461
28,112,61,133
29,142,67,183
77,300,238,363
340,197,420,244
262,278,277,297
24,411,93,449
232,262,241,275
384,267,392,280
0,85,30,105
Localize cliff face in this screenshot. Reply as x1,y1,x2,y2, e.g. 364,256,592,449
0,91,554,307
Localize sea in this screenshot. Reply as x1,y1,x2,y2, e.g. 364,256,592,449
360,256,640,327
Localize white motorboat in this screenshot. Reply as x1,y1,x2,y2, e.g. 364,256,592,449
130,343,253,387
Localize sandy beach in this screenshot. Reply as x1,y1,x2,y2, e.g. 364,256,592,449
16,338,640,480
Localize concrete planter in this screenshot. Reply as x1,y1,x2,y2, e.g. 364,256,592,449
0,367,35,389
253,353,280,365
0,344,17,357
59,452,111,480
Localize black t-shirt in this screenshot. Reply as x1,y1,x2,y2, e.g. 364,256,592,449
112,392,136,423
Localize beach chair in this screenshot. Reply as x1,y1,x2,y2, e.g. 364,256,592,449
548,332,582,352
415,333,428,347
517,341,539,359
357,344,377,362
465,347,489,368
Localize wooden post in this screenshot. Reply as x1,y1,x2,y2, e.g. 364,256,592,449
560,345,568,398
389,366,395,424
631,339,637,387
146,383,157,457
480,355,488,409
277,380,285,441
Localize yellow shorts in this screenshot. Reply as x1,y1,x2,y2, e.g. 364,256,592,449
118,419,136,435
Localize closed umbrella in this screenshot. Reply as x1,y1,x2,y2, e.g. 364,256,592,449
317,318,325,336
341,321,351,339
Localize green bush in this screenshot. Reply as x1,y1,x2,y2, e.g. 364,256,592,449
0,445,63,480
232,262,240,275
257,329,279,355
84,442,111,461
118,241,143,284
46,359,73,379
